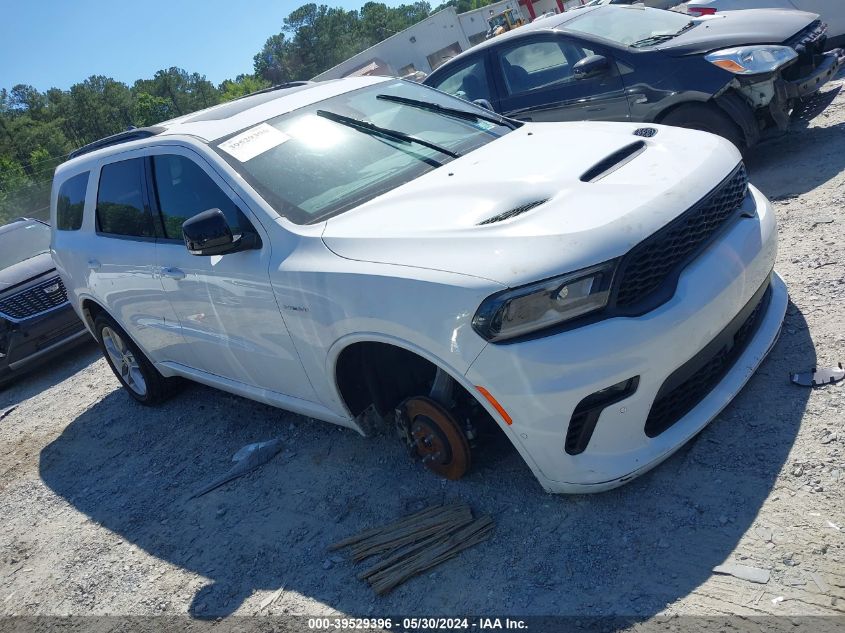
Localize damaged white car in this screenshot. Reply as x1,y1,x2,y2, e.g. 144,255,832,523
51,77,786,493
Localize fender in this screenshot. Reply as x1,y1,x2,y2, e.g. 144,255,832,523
325,331,546,482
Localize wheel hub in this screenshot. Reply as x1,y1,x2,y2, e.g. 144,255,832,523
101,326,147,397
401,397,470,480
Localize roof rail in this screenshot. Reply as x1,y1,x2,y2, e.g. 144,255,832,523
67,126,166,161
237,81,313,100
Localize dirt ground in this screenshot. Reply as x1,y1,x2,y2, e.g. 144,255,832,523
1,75,844,627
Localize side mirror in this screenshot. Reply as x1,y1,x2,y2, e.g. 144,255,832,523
182,208,259,256
573,55,610,80
473,98,494,111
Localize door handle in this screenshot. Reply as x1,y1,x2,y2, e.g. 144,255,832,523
87,259,101,271
161,267,186,280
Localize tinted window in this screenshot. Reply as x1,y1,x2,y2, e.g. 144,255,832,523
152,155,242,239
429,59,494,104
0,221,51,270
499,40,595,95
96,159,153,237
56,172,89,231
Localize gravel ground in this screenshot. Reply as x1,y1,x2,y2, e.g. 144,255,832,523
1,76,844,625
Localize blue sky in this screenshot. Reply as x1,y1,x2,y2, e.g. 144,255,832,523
1,0,403,92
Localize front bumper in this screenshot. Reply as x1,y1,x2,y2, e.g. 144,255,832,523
785,48,844,98
0,303,89,384
465,184,785,493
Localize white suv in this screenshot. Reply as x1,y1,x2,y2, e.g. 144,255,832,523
51,77,786,493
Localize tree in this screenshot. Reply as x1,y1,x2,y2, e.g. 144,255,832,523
132,68,220,117
219,75,271,101
254,34,296,85
360,1,430,42
432,0,493,14
132,92,174,126
254,2,432,83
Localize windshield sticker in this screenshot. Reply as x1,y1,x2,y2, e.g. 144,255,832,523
218,123,291,162
473,120,496,131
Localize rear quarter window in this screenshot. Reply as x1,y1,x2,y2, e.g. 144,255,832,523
56,172,90,231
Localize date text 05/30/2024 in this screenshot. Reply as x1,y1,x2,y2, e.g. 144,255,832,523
307,618,529,630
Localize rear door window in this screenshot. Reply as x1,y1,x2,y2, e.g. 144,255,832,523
150,154,244,240
96,159,154,238
56,172,89,231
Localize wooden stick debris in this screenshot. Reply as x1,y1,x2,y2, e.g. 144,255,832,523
369,516,494,595
349,505,473,561
331,503,493,595
329,504,448,550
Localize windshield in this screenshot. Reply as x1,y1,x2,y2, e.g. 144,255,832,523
0,220,51,270
567,7,694,47
214,80,513,224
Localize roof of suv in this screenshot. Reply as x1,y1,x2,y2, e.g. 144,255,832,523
58,76,392,171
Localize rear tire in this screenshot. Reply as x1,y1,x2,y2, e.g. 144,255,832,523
660,103,746,153
94,313,174,405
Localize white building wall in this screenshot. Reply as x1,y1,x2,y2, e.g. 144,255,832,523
313,8,472,81
458,0,526,45
531,0,559,16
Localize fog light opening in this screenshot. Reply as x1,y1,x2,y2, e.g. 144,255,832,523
565,376,639,456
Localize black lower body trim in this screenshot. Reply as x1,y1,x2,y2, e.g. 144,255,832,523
644,274,772,438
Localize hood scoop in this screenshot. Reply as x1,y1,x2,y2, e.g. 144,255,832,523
478,199,548,225
580,140,646,183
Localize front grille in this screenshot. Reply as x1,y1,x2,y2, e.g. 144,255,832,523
614,164,748,310
0,277,69,321
644,281,770,438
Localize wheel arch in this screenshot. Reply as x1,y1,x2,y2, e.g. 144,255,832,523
78,296,107,334
329,333,508,431
329,333,547,484
654,92,757,149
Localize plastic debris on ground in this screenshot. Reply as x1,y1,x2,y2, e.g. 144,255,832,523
790,363,844,387
189,436,284,499
712,563,771,584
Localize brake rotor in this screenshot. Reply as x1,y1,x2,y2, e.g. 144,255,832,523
402,396,470,480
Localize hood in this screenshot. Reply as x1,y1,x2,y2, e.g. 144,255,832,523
661,9,818,55
321,122,742,287
0,252,55,293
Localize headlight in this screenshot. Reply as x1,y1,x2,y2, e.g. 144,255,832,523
472,261,617,342
705,45,797,75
